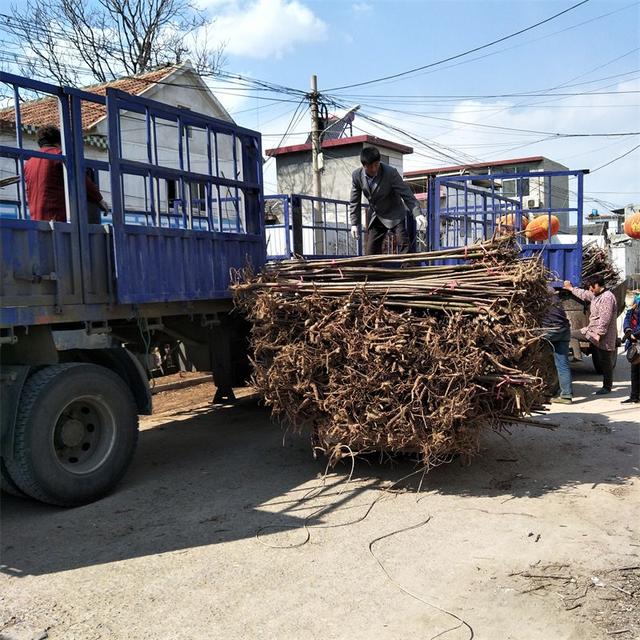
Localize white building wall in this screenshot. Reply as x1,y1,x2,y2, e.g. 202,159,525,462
611,242,640,279
274,143,407,203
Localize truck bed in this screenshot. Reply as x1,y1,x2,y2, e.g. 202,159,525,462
0,72,266,333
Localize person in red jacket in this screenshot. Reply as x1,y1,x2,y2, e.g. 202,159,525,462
24,125,109,223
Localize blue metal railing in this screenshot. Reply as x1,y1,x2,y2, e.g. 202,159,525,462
264,193,365,260
264,194,292,259
0,198,242,231
428,170,586,284
0,70,266,312
294,194,361,259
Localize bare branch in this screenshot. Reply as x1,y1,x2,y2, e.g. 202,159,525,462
5,0,225,85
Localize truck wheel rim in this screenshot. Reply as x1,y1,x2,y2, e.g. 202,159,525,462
52,396,117,475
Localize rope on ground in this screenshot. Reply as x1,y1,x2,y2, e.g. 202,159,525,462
255,465,474,639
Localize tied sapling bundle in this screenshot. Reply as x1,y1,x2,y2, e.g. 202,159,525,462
233,237,552,469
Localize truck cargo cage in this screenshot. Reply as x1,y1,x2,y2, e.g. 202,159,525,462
428,170,585,284
0,71,266,327
264,193,362,260
105,88,265,303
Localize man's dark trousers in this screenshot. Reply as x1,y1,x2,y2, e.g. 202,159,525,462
366,217,410,255
572,330,614,390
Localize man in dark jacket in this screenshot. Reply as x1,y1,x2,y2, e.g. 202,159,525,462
543,287,573,404
24,125,109,223
349,146,425,254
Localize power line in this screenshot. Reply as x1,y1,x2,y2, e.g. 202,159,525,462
326,68,640,105
229,100,299,117
585,190,640,194
263,100,309,163
0,16,308,98
591,143,640,172
325,0,592,91
328,2,638,93
0,48,305,102
329,87,640,103
468,48,640,127
345,110,476,165
350,105,640,138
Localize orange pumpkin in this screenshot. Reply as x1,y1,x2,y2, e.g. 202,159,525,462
624,212,640,239
496,213,528,234
525,215,560,241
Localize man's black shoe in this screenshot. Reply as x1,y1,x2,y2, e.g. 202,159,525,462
621,398,640,404
594,388,612,395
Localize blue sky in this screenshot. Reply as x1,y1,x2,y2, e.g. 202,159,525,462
201,0,639,210
1,0,638,209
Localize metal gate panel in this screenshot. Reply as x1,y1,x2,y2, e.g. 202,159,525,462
0,73,84,323
429,170,585,284
106,89,265,304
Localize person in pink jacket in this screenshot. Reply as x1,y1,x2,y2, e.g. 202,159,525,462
563,275,618,395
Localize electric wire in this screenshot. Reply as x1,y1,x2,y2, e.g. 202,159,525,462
591,143,640,172
263,99,309,164
324,1,638,92
325,0,592,91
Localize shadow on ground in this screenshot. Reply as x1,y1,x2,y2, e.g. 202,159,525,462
2,365,638,577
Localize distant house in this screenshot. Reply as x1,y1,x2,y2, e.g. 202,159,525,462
265,134,413,201
611,203,640,230
610,204,640,279
403,156,572,230
584,210,626,234
0,63,233,219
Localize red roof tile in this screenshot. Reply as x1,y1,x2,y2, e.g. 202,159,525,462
0,65,180,133
265,135,413,157
403,156,546,177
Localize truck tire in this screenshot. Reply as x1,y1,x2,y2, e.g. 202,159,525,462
1,457,26,498
4,363,139,507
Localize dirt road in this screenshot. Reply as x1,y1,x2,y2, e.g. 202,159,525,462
1,360,638,640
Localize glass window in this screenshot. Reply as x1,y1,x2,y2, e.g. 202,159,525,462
502,178,529,198
503,179,516,197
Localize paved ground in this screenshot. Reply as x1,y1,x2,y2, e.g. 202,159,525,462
1,359,638,640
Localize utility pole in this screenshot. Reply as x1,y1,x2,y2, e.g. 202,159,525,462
309,74,324,252
310,74,322,201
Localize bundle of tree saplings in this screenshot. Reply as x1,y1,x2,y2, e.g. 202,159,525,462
582,242,621,289
232,237,552,469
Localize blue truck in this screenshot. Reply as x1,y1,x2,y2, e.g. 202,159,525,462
0,72,266,506
1,71,587,506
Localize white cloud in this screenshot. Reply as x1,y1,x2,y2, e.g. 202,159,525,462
357,78,640,209
352,2,372,13
204,0,327,59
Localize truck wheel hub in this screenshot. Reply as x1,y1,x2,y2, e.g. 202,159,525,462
59,419,85,447
52,397,117,475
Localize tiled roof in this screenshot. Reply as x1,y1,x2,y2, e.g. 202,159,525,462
403,156,546,178
265,135,413,157
0,65,180,133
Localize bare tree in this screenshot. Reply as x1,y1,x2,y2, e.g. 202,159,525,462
4,0,226,85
